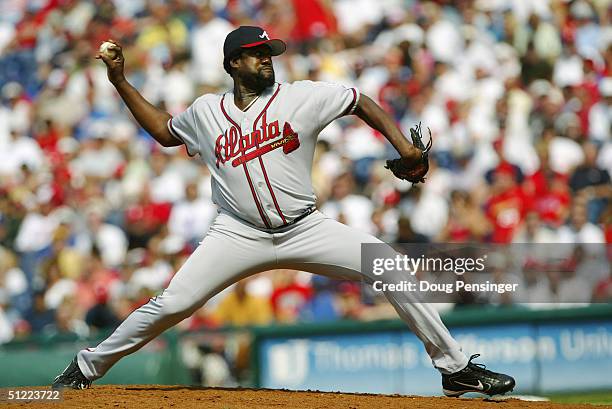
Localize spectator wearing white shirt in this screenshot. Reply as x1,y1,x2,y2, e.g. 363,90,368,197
161,54,194,114
588,77,611,142
0,303,13,344
168,182,217,247
557,203,605,244
69,128,124,179
128,237,173,294
513,211,559,243
0,248,28,312
333,0,384,37
321,172,374,234
42,259,76,310
149,151,185,204
571,1,602,60
15,199,59,254
1,82,32,138
190,5,234,87
409,188,448,239
548,132,585,176
83,207,128,269
552,43,584,88
597,142,612,177
426,7,463,64
0,129,44,177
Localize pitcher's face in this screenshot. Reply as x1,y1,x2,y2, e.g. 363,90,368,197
234,45,275,90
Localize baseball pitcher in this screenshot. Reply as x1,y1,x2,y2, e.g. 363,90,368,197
53,26,515,397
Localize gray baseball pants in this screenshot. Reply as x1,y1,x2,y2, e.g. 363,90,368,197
77,210,468,380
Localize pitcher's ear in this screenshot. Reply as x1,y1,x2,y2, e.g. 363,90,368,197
230,54,241,70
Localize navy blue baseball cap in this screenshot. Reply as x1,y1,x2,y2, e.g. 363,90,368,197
223,26,286,64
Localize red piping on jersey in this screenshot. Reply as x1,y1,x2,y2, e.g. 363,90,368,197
252,84,287,224
257,111,286,224
341,88,358,117
168,118,183,142
220,94,271,229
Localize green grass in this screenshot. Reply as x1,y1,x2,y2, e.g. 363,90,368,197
548,391,612,406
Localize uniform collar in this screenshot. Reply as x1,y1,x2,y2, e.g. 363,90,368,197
227,82,279,117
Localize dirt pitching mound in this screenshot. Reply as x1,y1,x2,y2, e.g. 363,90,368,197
4,385,610,409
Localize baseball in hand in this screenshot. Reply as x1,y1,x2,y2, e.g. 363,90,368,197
99,41,118,59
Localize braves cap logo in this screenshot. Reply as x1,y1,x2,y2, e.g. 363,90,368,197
259,31,270,40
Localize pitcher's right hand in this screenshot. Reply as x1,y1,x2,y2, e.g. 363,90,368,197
96,39,125,85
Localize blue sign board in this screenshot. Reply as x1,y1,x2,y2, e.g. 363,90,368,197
259,321,612,395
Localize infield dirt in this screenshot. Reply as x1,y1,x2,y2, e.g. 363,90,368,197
4,385,611,409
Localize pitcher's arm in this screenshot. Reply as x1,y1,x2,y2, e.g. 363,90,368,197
96,40,180,147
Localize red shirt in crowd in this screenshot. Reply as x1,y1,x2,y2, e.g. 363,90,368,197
290,0,336,41
125,201,171,231
270,283,312,321
523,170,571,227
485,186,528,243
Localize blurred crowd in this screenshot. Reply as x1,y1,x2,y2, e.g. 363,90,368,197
0,0,611,346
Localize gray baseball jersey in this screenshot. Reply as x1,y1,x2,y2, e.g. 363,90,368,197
167,81,359,228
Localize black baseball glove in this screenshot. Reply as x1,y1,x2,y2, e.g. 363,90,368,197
385,122,433,184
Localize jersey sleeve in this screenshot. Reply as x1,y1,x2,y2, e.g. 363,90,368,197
311,81,360,128
167,103,201,157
